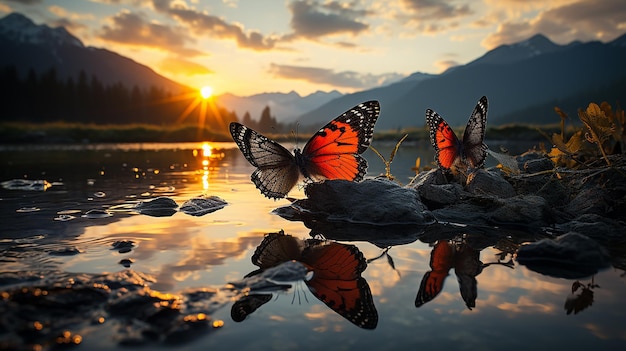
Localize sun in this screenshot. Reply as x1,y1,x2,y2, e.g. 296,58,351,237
200,86,213,99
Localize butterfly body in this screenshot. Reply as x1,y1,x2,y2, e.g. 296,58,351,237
426,96,488,174
230,101,379,199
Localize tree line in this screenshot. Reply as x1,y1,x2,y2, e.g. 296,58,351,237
0,65,295,135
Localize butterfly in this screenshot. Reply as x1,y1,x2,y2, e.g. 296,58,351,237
415,239,482,310
229,101,380,199
248,230,378,329
425,96,488,173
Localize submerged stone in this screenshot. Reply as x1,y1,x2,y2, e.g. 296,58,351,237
82,209,113,218
134,197,178,217
180,195,228,216
1,179,51,191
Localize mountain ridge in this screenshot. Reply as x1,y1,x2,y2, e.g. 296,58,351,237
0,12,189,95
296,32,626,130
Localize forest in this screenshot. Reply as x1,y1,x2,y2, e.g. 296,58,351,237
0,65,293,135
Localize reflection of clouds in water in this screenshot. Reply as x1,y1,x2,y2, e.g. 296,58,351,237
151,234,264,291
304,304,349,333
496,295,556,314
478,263,565,295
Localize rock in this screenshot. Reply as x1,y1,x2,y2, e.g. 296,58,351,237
1,179,52,191
566,187,611,218
82,209,113,219
516,232,611,279
296,178,432,225
273,178,434,248
430,202,493,225
410,168,448,187
466,169,516,198
417,183,463,208
523,157,554,173
180,195,228,216
134,197,178,217
489,195,551,226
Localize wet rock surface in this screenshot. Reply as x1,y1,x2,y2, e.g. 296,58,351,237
274,178,435,248
180,195,228,216
0,260,305,350
277,152,626,279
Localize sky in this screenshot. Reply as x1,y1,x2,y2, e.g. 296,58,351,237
2,0,626,97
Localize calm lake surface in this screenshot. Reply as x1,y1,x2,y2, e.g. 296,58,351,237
0,141,625,350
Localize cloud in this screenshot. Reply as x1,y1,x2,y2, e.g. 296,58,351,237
435,59,460,72
269,63,404,89
4,0,42,4
152,0,278,50
287,0,371,39
401,0,473,20
482,0,626,48
47,5,94,33
397,0,473,34
99,10,203,56
159,56,214,76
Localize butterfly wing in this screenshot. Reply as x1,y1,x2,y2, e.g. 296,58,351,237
426,109,462,171
301,241,378,329
415,240,455,307
230,122,300,199
230,293,273,322
461,96,488,169
301,101,380,181
251,230,304,269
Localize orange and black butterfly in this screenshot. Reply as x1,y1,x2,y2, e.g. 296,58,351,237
230,101,380,199
425,96,488,173
415,240,482,310
249,231,378,329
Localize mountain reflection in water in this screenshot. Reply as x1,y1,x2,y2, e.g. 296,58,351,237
0,142,624,351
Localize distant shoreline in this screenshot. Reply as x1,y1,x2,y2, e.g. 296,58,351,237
0,121,560,145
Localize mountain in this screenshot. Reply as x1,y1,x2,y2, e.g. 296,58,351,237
294,71,435,129
0,12,189,94
214,72,434,123
466,34,576,66
297,33,626,130
215,90,343,122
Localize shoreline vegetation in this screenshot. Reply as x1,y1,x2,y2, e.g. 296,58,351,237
0,121,565,145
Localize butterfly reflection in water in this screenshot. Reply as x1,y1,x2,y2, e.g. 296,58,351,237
232,231,378,329
415,237,514,310
425,96,488,175
229,101,380,199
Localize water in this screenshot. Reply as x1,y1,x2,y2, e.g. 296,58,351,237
0,141,624,350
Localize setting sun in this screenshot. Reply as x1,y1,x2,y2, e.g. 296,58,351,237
200,86,213,99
